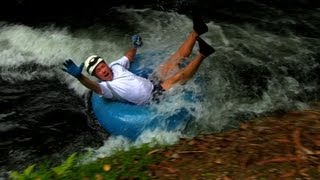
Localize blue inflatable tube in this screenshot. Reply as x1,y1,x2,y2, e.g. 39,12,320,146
90,52,195,140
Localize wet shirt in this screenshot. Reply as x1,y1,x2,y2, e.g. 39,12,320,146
99,56,154,105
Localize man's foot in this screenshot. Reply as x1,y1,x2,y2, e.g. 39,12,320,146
197,37,215,57
192,11,208,36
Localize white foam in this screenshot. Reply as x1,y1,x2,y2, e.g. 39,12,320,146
81,128,185,165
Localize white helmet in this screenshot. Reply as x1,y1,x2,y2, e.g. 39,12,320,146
84,55,104,75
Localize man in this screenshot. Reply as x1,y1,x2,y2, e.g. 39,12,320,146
62,14,215,105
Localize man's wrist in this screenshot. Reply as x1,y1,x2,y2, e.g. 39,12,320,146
76,73,83,80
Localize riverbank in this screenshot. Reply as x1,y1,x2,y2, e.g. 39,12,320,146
9,103,320,179
147,103,320,179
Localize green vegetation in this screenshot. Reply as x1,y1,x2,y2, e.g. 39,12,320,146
10,143,163,180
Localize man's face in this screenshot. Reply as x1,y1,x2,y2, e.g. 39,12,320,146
94,62,113,81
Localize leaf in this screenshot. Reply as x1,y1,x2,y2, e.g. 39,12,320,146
23,164,36,176
52,153,77,175
147,149,161,155
103,164,111,172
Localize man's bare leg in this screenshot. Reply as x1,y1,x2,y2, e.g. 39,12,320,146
158,31,198,79
160,53,205,90
161,37,215,90
157,12,209,80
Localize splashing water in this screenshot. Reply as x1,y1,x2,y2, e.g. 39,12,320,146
1,6,320,174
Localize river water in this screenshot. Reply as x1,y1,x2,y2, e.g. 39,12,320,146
1,0,320,177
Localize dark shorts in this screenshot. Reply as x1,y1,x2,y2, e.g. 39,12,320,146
150,75,165,103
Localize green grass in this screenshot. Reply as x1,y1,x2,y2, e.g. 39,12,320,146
10,143,164,180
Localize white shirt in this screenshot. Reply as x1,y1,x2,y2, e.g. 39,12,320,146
99,56,154,105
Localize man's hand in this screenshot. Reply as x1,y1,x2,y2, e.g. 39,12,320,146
62,59,84,78
132,34,143,48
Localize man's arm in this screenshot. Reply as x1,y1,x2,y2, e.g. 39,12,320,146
62,59,102,95
125,48,137,62
77,75,102,95
125,34,143,62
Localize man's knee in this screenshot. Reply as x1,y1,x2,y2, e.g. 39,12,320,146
164,73,186,87
160,81,171,91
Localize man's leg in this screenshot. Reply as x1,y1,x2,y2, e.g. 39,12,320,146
158,14,209,80
160,37,215,90
158,31,198,79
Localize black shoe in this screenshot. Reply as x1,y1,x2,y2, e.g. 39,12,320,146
197,37,215,57
192,11,208,35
